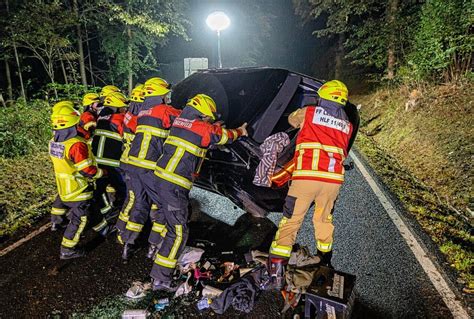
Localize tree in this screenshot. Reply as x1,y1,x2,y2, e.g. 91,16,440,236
293,0,421,80
7,2,76,98
408,0,473,82
94,0,189,92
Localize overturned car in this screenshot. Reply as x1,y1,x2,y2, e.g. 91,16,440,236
172,68,359,217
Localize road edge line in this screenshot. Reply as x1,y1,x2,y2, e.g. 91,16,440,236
351,151,470,319
0,222,51,257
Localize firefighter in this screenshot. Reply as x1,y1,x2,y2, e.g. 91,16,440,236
78,93,100,140
119,77,181,260
268,80,353,288
91,92,128,228
115,83,146,240
149,94,248,291
49,101,104,259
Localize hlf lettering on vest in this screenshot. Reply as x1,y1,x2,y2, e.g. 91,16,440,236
313,108,350,134
49,141,65,159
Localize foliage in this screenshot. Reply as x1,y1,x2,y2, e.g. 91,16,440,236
6,2,76,88
39,83,101,104
93,0,189,88
353,83,473,288
407,0,473,82
0,100,52,158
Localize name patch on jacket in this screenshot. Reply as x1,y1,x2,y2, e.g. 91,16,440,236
98,115,111,121
313,108,350,134
49,141,65,159
173,118,194,129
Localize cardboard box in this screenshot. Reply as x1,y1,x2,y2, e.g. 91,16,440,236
304,266,356,319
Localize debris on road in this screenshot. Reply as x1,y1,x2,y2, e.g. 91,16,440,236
121,309,149,319
125,281,152,300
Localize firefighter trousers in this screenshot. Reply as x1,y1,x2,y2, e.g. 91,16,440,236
269,179,341,258
120,170,165,245
52,193,111,233
147,176,190,282
51,195,68,225
115,171,134,235
60,199,91,249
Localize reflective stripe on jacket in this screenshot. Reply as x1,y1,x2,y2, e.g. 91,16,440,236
154,107,243,190
292,104,352,184
49,136,95,202
91,110,124,168
128,104,181,172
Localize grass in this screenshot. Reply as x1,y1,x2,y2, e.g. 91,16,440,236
353,82,473,292
0,152,56,240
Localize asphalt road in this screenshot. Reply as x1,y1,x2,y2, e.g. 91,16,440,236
0,153,468,318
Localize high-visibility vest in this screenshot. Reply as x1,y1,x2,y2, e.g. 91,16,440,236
49,136,94,202
292,106,352,184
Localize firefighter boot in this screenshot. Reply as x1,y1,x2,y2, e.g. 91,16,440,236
122,243,137,260
317,250,333,268
268,257,287,290
60,247,85,260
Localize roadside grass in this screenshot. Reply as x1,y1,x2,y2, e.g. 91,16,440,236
0,152,55,240
353,83,473,292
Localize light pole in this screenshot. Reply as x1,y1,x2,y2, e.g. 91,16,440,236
206,11,230,68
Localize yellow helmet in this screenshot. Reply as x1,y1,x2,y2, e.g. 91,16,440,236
82,93,100,106
100,85,121,98
318,80,349,106
130,84,145,102
103,92,128,108
186,94,217,120
51,101,80,130
143,77,171,97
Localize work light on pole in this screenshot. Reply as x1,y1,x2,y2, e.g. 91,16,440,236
206,11,230,68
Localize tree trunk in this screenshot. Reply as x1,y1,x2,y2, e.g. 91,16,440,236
12,43,26,101
334,34,345,80
73,0,87,87
85,26,95,86
4,58,13,101
386,0,399,80
60,58,69,84
127,25,133,93
6,0,26,100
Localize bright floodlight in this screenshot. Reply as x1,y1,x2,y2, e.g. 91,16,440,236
206,11,230,32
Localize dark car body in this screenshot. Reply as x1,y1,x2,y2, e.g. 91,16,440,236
172,68,359,217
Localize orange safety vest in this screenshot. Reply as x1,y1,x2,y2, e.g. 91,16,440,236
292,106,352,184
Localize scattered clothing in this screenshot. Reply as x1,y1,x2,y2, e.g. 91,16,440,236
125,281,152,300
210,277,259,314
289,246,321,267
253,132,290,187
177,246,205,272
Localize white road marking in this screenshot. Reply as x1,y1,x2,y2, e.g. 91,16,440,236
351,151,470,319
0,222,51,257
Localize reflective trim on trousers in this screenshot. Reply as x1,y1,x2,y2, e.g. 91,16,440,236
152,222,165,234
317,241,333,252
154,253,178,269
92,218,108,232
169,225,183,260
61,215,87,248
269,242,292,258
119,190,135,222
126,220,144,233
51,207,67,216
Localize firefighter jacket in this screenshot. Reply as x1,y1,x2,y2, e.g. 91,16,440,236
91,107,124,168
154,107,245,190
291,100,353,184
128,103,181,172
120,101,142,166
49,127,103,202
78,108,97,140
